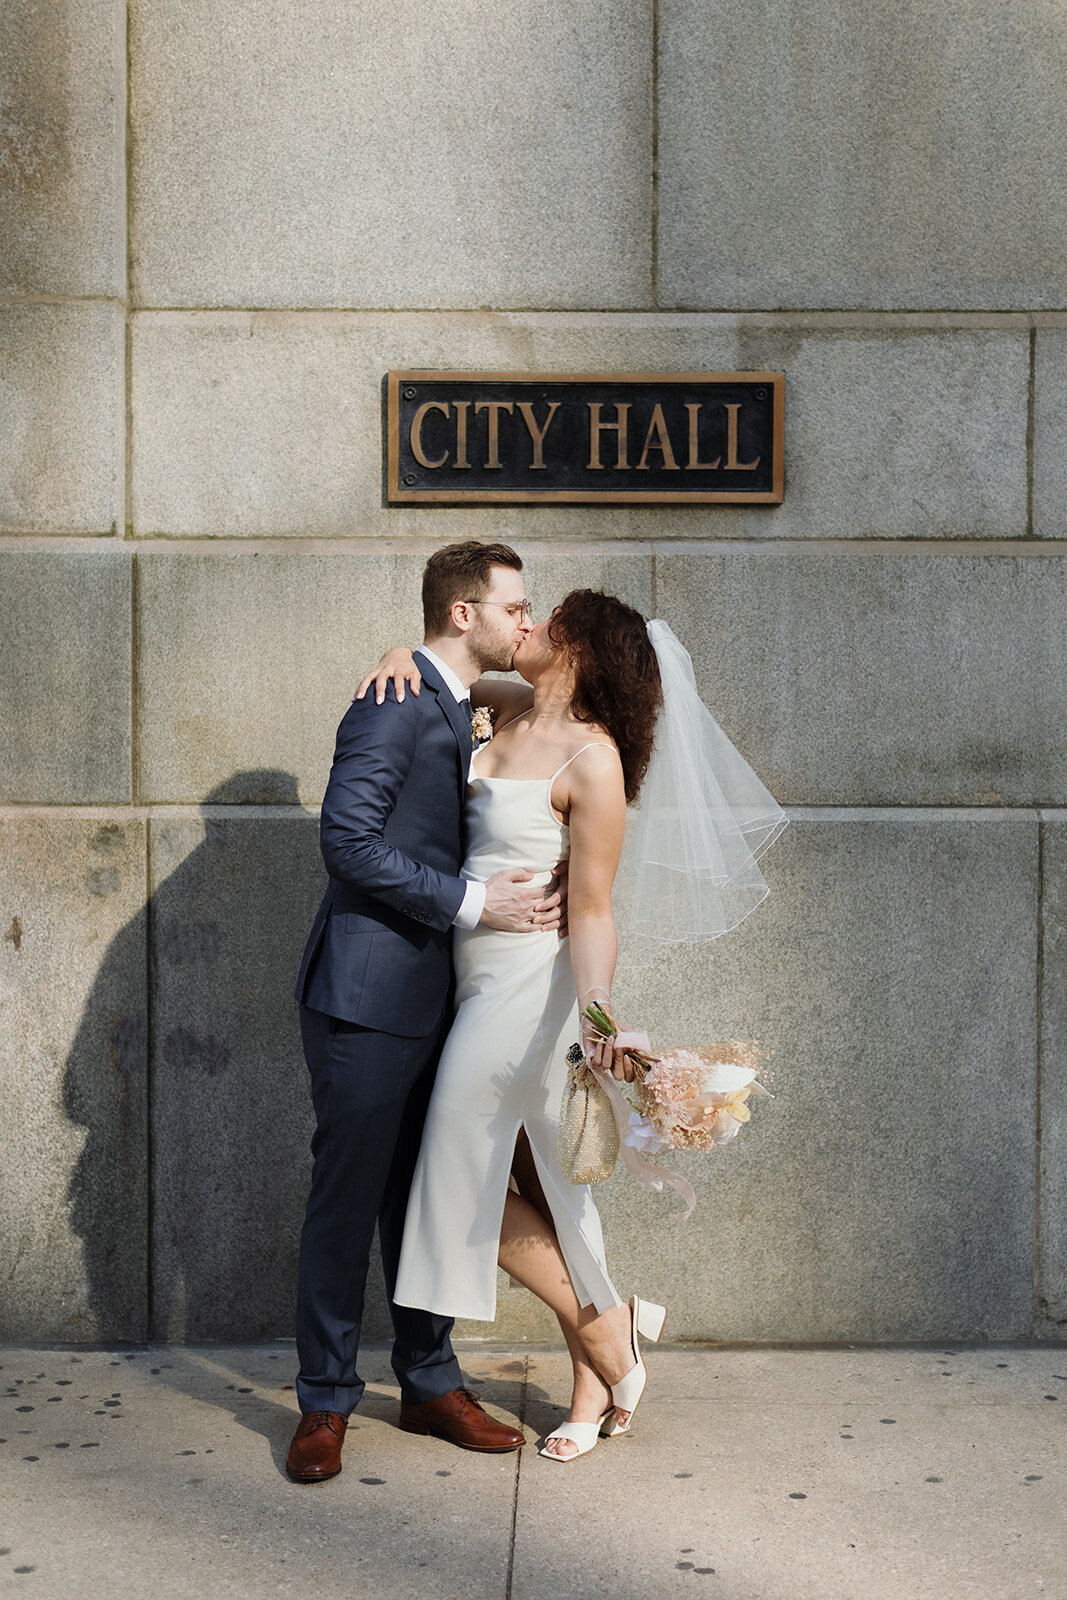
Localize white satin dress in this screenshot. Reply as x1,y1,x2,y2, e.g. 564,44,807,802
393,745,624,1323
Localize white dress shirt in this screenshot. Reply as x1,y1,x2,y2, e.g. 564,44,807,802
414,646,486,930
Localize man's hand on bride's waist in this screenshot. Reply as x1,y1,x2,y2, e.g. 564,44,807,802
479,868,565,934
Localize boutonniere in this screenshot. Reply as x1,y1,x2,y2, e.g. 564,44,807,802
471,707,495,746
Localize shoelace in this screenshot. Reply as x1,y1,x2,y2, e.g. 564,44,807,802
305,1409,343,1431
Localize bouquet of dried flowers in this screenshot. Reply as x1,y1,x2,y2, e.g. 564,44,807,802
580,1001,772,1159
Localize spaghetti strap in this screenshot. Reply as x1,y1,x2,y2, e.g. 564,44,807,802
548,743,615,785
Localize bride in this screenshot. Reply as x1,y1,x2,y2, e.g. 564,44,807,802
360,582,785,1461
362,587,666,1460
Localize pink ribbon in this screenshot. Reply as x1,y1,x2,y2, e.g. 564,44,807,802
586,1037,697,1220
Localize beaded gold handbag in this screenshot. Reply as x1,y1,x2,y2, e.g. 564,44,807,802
557,1043,620,1184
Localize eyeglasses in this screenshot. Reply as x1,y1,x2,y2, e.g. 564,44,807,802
463,599,534,620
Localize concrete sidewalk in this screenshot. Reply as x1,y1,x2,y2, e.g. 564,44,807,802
0,1344,1063,1600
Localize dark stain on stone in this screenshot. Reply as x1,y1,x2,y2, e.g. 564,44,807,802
1024,1474,1042,1481
177,1450,196,1456
879,1418,896,1424
13,1567,35,1574
86,867,120,898
54,1381,71,1387
15,1407,33,1413
22,1456,38,1462
925,1476,943,1483
237,1388,252,1394
54,1442,69,1449
4,917,23,953
157,918,223,965
788,1492,807,1500
694,1570,715,1576
676,1563,694,1571
674,1472,693,1479
163,1025,232,1077
91,824,125,855
435,1470,451,1477
840,1434,854,1439
1043,1394,1058,1400
359,1477,385,1485
79,1442,99,1448
46,1397,60,1403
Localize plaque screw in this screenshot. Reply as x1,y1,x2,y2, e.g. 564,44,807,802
404,388,417,399
402,474,417,485
754,388,767,400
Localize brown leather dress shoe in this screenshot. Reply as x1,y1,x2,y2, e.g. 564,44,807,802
399,1386,525,1453
286,1409,348,1482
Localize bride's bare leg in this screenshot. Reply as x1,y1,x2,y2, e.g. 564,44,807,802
498,1189,610,1457
500,1135,644,1457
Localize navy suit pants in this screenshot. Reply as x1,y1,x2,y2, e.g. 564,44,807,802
295,1004,462,1415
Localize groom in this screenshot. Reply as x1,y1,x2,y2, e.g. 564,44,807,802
287,540,554,1483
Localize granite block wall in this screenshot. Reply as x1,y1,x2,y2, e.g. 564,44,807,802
1,0,1063,1343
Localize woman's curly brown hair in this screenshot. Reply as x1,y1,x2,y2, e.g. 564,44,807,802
547,590,662,803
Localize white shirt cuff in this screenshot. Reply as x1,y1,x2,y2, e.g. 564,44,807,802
453,879,486,930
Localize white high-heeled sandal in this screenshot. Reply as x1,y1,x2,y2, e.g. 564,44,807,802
600,1295,666,1438
539,1411,614,1461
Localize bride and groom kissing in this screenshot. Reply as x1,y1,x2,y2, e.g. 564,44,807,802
287,538,670,1480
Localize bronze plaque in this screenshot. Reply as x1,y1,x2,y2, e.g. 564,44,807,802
386,371,784,504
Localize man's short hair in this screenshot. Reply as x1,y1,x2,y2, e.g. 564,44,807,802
422,540,523,636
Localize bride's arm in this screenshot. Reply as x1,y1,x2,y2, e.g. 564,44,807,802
353,647,422,704
562,748,634,1082
354,648,533,718
471,677,534,719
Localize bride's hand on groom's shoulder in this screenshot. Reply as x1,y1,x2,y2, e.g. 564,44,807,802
353,647,421,706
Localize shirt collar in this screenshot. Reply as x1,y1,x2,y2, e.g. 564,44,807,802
415,644,469,705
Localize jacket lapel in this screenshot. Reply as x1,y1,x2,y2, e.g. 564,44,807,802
414,654,471,776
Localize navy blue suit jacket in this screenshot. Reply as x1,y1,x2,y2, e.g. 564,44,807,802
295,658,471,1037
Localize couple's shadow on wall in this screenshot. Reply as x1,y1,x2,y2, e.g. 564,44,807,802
64,771,334,1343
